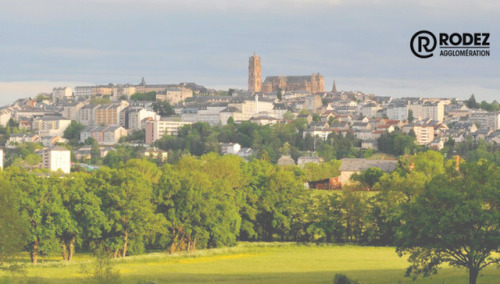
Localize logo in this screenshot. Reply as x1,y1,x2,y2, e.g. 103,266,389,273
410,30,490,58
410,30,437,58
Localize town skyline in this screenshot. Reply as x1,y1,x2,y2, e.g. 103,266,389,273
1,0,499,106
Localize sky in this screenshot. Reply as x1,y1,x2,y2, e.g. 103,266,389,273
0,0,499,106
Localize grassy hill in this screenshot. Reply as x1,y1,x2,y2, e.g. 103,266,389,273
1,243,499,283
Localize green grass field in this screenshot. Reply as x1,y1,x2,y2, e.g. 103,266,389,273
1,243,499,283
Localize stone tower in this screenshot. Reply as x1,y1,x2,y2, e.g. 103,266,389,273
332,80,337,93
248,53,262,92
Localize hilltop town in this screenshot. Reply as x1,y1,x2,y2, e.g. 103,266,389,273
0,53,499,180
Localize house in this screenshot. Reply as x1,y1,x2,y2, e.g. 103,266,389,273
220,143,241,155
237,148,255,161
43,146,71,174
428,138,444,150
142,148,168,162
40,135,66,147
297,156,324,167
361,140,378,150
473,128,493,142
486,131,500,144
339,158,398,186
6,134,40,148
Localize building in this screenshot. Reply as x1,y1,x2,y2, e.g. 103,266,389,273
32,116,72,137
219,95,274,124
297,156,324,167
0,108,13,127
0,148,3,170
52,87,73,102
220,143,241,155
402,121,435,145
80,126,128,145
95,102,129,126
156,88,193,105
78,104,100,126
112,85,136,100
125,107,158,130
261,73,324,93
248,53,262,92
387,101,408,121
144,118,192,144
422,101,444,122
6,134,40,148
339,158,398,186
62,102,84,121
43,146,71,174
75,84,114,98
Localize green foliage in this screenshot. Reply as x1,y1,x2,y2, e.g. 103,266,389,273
377,130,418,156
91,96,112,105
130,91,156,101
152,101,175,116
0,175,28,262
302,160,341,181
63,120,85,146
35,93,50,103
119,129,145,143
351,167,383,189
396,160,500,284
80,247,120,283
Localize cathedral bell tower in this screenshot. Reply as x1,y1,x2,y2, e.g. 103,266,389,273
248,53,262,92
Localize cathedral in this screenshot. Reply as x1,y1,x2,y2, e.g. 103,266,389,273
248,53,324,94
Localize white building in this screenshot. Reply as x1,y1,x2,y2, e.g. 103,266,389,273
386,102,408,121
32,116,72,137
220,143,241,155
144,118,192,144
127,107,158,130
422,101,444,122
0,108,13,127
52,87,73,102
43,146,71,174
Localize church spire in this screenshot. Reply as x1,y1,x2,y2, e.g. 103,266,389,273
140,77,146,86
332,80,337,93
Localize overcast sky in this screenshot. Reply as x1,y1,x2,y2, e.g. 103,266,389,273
0,0,498,106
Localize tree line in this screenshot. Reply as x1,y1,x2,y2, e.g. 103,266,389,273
1,151,499,284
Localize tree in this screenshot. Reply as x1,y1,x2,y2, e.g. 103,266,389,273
58,173,107,261
351,167,383,190
277,88,283,101
407,110,414,123
465,94,479,109
64,121,85,146
8,169,67,263
91,168,159,257
396,160,500,284
0,174,28,263
152,101,175,116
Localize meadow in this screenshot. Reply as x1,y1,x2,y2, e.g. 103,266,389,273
1,243,499,283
